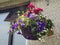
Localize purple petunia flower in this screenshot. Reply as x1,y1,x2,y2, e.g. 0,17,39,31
9,30,12,32
29,15,35,20
21,23,25,27
18,19,22,22
9,29,14,32
37,21,41,26
14,23,18,28
17,31,21,34
11,25,15,29
37,21,46,32
29,13,35,20
11,23,18,29
27,13,31,17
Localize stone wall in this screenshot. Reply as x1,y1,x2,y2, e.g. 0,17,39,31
0,0,29,10
27,0,60,45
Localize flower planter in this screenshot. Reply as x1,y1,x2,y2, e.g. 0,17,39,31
21,26,38,40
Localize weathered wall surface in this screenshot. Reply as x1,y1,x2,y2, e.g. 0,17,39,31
27,0,60,45
0,0,29,10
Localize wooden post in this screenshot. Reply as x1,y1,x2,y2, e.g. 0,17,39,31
8,33,13,45
8,22,14,45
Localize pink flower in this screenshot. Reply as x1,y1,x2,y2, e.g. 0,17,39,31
37,8,43,11
34,8,39,14
28,3,35,8
24,13,27,16
29,10,33,13
34,8,43,14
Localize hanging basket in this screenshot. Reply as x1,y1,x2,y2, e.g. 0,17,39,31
21,26,38,40
9,3,54,40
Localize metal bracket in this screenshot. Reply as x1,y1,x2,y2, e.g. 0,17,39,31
45,0,49,6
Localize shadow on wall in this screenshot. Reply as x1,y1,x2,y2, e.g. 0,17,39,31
0,12,26,45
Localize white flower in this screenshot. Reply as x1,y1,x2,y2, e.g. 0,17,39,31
18,14,20,16
43,30,47,32
38,38,45,42
47,29,49,31
37,33,41,36
38,38,42,41
41,31,44,33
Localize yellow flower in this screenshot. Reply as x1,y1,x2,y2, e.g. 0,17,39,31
18,26,21,30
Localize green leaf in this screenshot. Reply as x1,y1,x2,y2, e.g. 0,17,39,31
46,19,53,29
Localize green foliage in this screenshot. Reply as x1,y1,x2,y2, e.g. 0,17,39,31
40,32,46,36
47,30,54,36
46,19,53,29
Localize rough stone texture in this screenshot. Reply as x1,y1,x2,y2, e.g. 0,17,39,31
0,0,29,10
27,0,60,45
